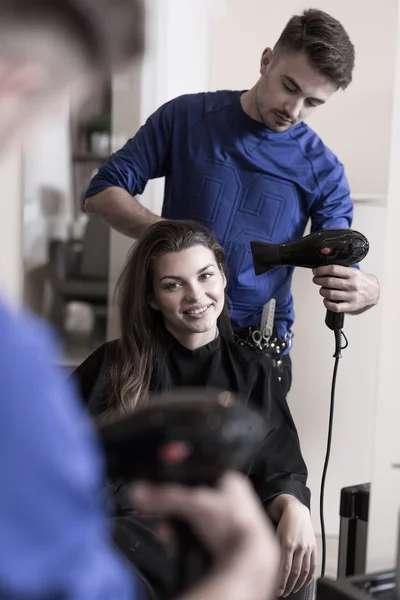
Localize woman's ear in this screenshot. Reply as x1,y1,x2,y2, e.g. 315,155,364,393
149,297,160,311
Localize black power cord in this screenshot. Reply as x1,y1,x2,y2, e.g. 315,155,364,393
319,327,348,577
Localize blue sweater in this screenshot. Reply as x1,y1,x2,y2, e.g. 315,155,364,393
0,300,144,599
86,90,353,337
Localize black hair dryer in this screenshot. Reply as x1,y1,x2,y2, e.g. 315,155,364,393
99,388,267,599
250,228,369,332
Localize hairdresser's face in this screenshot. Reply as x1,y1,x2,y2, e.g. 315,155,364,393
255,50,337,132
151,246,226,346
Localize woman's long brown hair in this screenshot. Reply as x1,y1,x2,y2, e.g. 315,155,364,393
104,220,233,418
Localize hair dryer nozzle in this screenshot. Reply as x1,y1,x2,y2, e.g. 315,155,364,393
251,229,369,275
250,241,282,275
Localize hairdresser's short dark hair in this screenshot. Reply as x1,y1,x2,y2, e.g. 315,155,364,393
275,8,355,90
0,0,144,72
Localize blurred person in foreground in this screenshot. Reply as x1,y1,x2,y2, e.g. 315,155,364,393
0,1,280,599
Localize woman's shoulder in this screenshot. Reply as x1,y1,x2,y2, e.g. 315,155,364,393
69,339,120,406
70,339,119,384
82,339,119,366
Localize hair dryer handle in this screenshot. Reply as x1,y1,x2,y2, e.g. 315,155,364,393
325,308,344,331
168,519,212,599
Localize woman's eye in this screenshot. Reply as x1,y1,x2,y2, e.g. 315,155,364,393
199,272,213,281
166,282,181,290
283,82,296,93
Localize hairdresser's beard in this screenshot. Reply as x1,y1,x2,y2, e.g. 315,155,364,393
255,93,296,133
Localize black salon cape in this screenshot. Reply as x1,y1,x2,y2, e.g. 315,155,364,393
71,335,310,597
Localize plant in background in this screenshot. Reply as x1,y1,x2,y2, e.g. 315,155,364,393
86,114,111,156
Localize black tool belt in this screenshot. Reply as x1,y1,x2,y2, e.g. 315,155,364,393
233,325,293,358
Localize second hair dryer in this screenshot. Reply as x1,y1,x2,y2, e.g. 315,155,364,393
99,387,267,599
250,228,369,331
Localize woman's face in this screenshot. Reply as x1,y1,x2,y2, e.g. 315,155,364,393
151,245,227,347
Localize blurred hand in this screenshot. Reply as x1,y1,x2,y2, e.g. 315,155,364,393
131,471,280,599
312,265,380,314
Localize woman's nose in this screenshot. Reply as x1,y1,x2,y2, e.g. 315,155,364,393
184,281,202,302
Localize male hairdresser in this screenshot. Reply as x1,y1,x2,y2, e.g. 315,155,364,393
0,2,279,599
85,8,380,395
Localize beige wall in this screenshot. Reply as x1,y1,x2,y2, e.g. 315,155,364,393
367,1,400,568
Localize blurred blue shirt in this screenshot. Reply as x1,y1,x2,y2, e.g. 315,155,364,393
0,299,145,599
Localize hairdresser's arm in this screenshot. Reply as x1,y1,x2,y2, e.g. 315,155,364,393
84,100,176,238
132,472,280,600
310,160,380,314
85,186,163,239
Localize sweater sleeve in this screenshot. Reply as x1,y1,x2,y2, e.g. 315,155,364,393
84,99,176,202
310,158,353,232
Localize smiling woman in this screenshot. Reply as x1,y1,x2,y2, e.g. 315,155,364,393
151,245,227,347
70,219,317,600
103,219,234,416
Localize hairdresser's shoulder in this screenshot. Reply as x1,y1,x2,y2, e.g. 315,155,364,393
290,121,343,174
156,90,241,126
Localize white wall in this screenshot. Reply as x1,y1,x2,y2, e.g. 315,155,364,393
20,97,74,316
208,0,395,537
23,97,73,270
366,2,400,569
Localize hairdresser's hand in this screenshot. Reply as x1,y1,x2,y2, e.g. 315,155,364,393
131,471,280,600
267,495,316,598
312,265,380,314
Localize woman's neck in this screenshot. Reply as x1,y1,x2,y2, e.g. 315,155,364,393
165,325,218,350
